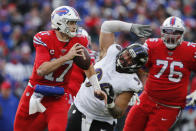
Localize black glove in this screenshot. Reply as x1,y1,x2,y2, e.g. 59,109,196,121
100,83,115,108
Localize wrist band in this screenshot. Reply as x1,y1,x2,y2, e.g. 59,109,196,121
106,101,115,109
89,74,101,90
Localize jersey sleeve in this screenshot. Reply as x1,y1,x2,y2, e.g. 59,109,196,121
127,75,143,93
33,32,49,48
187,42,196,71
114,73,143,93
106,44,122,58
143,38,158,68
88,49,98,64
194,52,196,71
33,32,51,68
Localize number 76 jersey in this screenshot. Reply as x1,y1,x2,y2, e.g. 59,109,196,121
144,38,196,107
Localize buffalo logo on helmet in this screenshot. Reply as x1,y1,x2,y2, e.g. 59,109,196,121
55,8,69,16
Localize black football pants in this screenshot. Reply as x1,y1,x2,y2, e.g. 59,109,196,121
66,104,115,131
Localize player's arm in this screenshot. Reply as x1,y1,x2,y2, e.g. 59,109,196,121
137,69,148,85
108,91,134,118
99,20,151,59
37,43,84,76
101,83,134,118
84,64,107,103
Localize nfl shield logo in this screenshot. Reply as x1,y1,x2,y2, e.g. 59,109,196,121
61,49,67,54
168,52,173,56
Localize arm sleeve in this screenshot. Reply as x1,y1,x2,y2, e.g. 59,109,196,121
143,39,151,68
34,46,51,69
33,32,51,68
101,20,133,33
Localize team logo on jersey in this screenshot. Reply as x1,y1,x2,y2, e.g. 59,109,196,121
61,49,67,54
168,51,173,56
50,50,55,55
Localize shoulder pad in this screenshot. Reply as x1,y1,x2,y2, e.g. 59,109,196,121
70,36,88,47
187,42,196,48
33,31,51,47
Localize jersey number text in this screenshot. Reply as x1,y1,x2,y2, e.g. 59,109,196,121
154,60,183,82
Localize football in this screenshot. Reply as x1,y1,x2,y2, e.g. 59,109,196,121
73,46,91,70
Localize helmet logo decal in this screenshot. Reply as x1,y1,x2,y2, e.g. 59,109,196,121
170,17,176,26
55,8,69,16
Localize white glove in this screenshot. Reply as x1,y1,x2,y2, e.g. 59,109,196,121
29,92,46,115
131,24,152,37
186,90,196,106
129,93,140,106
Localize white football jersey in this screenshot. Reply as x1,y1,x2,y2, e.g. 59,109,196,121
74,44,143,124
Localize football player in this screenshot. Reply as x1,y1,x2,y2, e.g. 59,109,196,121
66,28,98,105
66,20,151,131
124,16,196,131
14,6,106,131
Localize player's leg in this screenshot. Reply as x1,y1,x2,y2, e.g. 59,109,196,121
66,104,83,131
29,113,47,130
123,92,151,131
14,85,47,131
123,105,148,131
46,95,70,131
145,105,181,131
89,120,115,131
14,85,35,131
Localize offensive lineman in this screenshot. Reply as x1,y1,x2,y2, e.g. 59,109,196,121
124,16,196,131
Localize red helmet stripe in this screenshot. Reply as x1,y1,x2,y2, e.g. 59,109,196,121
170,17,176,26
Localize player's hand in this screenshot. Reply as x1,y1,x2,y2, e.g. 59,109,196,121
129,93,140,106
186,90,196,106
65,43,84,60
94,89,107,105
101,83,115,108
130,24,152,38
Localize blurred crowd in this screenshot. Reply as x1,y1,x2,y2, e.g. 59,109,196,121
0,0,196,130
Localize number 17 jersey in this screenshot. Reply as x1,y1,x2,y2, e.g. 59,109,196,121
29,30,88,88
144,38,196,107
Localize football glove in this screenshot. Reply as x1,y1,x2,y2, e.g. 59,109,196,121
100,83,115,108
130,24,152,38
186,90,196,106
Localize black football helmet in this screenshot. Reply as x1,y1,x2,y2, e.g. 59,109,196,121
116,43,148,73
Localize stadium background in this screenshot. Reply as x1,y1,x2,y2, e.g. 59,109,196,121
0,0,196,130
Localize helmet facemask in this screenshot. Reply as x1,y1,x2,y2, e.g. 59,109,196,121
160,16,185,50
161,27,184,49
57,19,79,37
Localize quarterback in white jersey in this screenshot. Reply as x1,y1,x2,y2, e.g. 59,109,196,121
66,20,151,131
